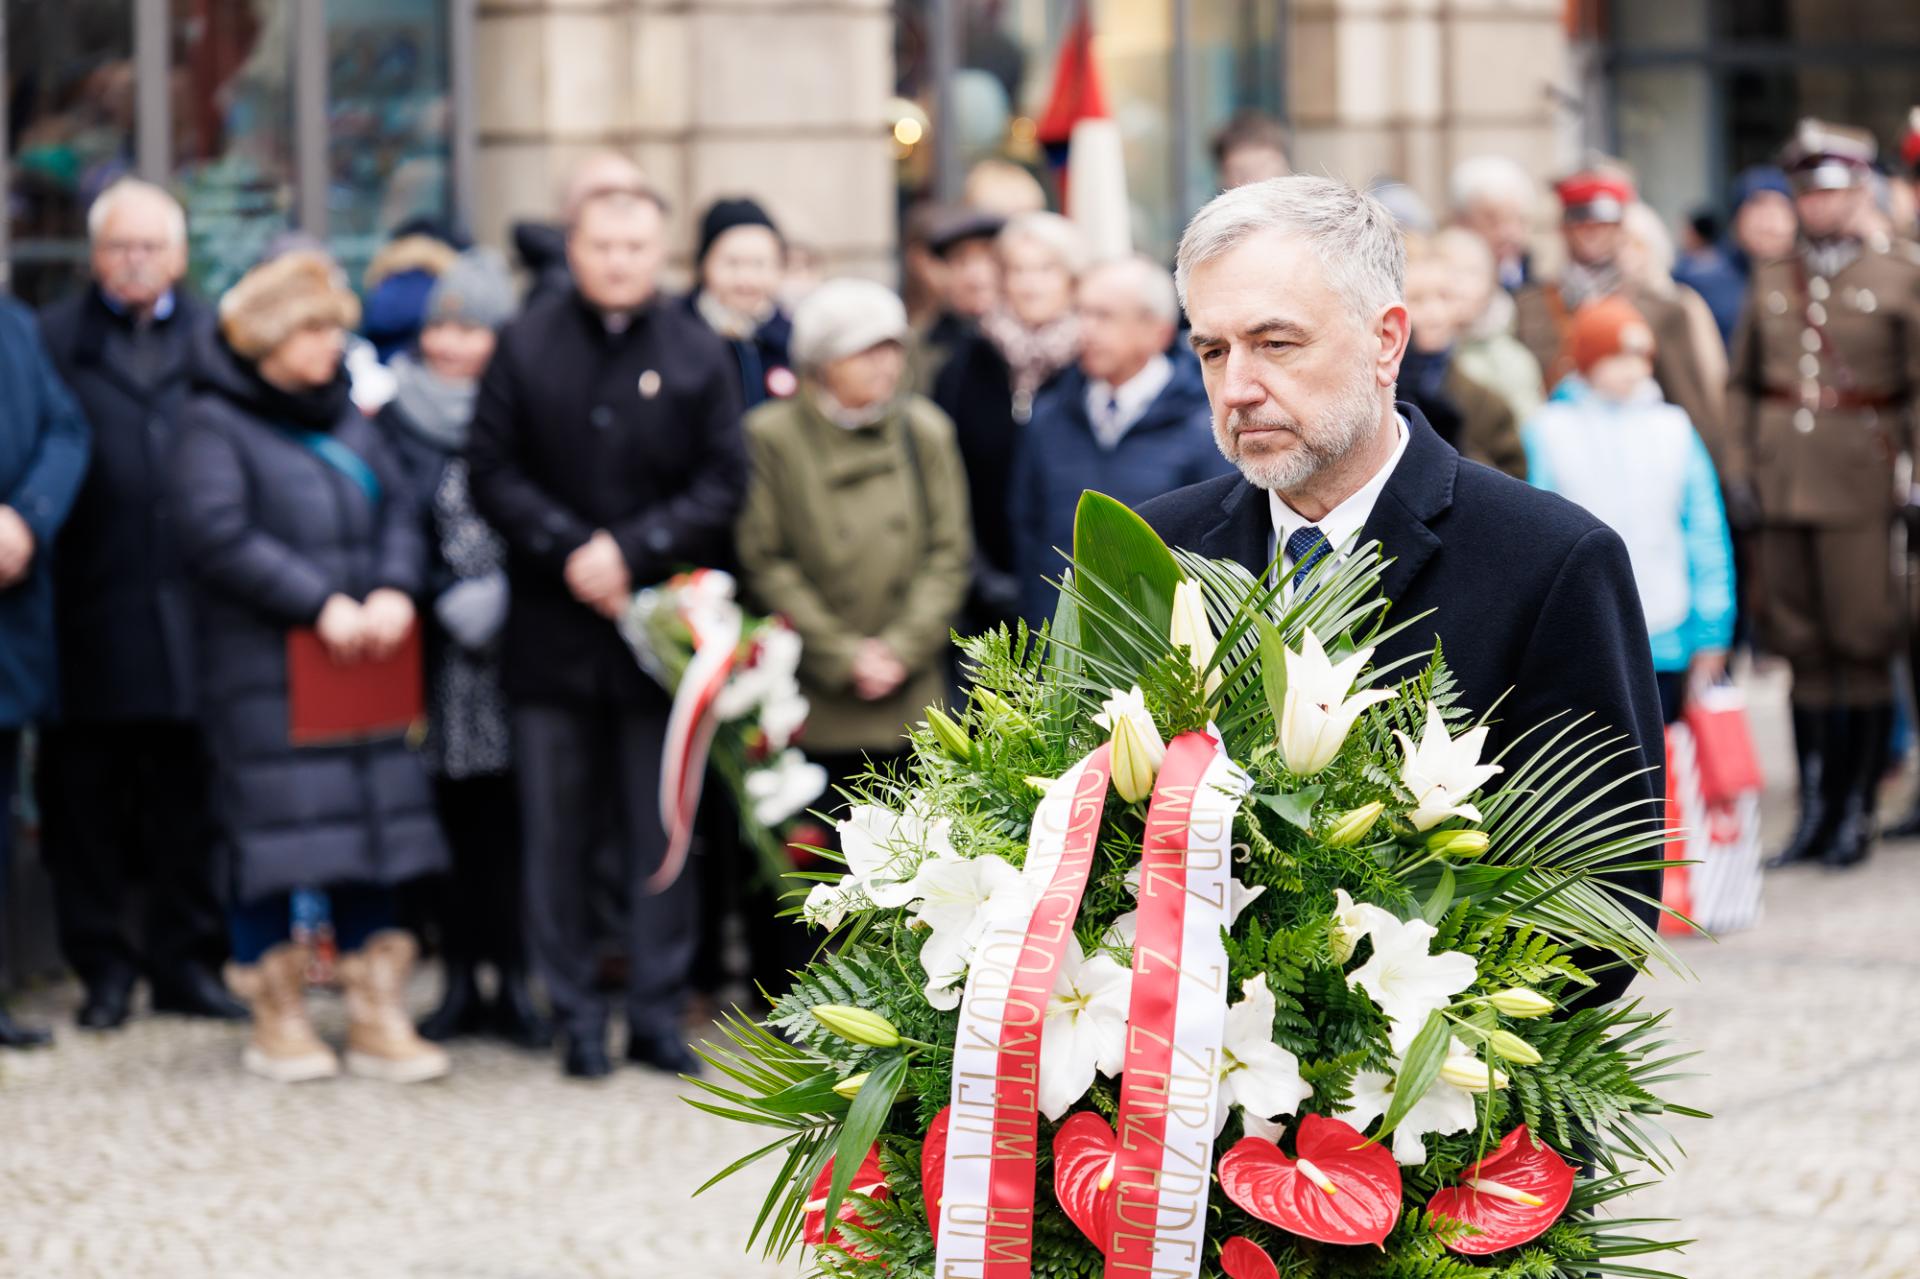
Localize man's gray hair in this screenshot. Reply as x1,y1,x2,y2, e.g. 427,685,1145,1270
1174,175,1404,326
1448,155,1536,215
1088,253,1180,325
87,177,187,246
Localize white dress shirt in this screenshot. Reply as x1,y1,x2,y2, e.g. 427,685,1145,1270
1269,414,1410,589
1085,354,1174,450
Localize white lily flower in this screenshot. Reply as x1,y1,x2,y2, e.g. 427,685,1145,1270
1170,579,1223,695
1095,686,1168,803
1345,910,1478,1055
744,750,828,826
1329,888,1401,965
908,853,1031,1010
1395,701,1503,832
1214,975,1313,1136
802,881,853,931
837,803,954,910
758,688,811,752
1104,868,1266,950
1338,1061,1480,1165
1038,938,1133,1120
756,622,803,684
1277,630,1396,776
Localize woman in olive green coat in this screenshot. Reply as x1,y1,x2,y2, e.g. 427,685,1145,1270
735,278,974,783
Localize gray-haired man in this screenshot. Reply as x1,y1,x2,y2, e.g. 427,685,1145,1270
36,178,245,1032
1138,175,1665,1006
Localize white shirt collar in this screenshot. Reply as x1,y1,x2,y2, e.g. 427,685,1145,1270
1268,414,1410,588
1086,353,1173,448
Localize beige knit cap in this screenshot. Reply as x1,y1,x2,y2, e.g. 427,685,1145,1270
219,251,362,360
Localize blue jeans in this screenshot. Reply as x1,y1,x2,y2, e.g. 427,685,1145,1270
228,883,398,965
0,729,18,964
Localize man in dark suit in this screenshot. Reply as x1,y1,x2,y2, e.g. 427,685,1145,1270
468,184,748,1080
37,179,245,1032
1138,175,1665,1004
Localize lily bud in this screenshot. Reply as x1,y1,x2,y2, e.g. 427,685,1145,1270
1439,1054,1510,1093
1484,987,1555,1019
1323,802,1386,849
810,1004,901,1048
1486,1030,1543,1066
1425,829,1490,858
925,706,972,761
1110,713,1163,804
1170,580,1223,695
832,1072,871,1100
972,687,1014,719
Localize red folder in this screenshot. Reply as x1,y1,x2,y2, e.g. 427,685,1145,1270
286,624,424,746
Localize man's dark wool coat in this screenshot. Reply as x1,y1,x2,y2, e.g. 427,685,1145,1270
1137,404,1667,1005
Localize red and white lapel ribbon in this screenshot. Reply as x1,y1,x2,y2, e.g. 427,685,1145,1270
1104,730,1249,1278
933,730,1248,1279
936,744,1112,1279
650,568,742,893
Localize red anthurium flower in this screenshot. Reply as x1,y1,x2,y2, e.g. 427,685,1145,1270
922,1107,950,1244
1217,1114,1403,1247
802,1145,890,1258
1053,1111,1120,1252
1220,1236,1281,1279
1426,1125,1576,1255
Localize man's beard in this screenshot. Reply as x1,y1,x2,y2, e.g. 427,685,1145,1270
1212,366,1384,495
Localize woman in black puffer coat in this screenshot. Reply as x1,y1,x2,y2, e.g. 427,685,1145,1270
169,250,449,1086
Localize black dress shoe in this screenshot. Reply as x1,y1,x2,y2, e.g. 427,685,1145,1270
0,1004,53,1050
490,967,556,1051
564,1035,613,1080
626,1030,699,1075
150,965,250,1021
77,970,137,1031
417,962,487,1042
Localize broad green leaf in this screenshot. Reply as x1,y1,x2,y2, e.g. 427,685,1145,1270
1423,865,1456,924
1257,786,1323,831
1257,617,1290,729
1070,492,1182,675
1374,1009,1451,1142
817,1051,910,1245
752,1071,853,1117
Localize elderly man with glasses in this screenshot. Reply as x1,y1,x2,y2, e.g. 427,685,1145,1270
34,177,246,1032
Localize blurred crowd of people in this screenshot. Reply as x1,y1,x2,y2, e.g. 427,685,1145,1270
2,104,1918,1080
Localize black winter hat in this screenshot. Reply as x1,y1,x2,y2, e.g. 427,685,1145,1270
697,198,781,264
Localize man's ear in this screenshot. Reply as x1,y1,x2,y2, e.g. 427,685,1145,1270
1375,303,1412,388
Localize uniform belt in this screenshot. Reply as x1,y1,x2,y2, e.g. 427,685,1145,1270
1761,386,1905,411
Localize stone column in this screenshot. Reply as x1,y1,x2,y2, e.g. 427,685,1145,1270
1286,0,1571,221
473,0,897,287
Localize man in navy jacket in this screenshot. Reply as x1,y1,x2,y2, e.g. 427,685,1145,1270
1011,256,1233,623
1138,177,1665,1006
0,293,90,1049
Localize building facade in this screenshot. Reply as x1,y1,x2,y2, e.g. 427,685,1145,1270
3,1,1917,303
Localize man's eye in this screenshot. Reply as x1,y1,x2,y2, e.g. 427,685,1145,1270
1265,340,1295,352
1200,348,1225,362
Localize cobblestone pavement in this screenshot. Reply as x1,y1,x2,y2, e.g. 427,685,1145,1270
0,667,1915,1279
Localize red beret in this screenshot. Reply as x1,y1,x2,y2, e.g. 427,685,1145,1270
1554,171,1635,223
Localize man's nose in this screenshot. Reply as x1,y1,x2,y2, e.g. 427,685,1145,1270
1218,350,1266,409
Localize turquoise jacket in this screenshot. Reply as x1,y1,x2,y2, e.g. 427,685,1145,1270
1525,376,1735,674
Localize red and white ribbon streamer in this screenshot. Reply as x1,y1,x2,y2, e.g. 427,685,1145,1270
1104,729,1249,1278
936,745,1112,1279
650,569,742,893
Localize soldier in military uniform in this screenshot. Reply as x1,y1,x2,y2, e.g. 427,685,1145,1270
1514,167,1727,467
1727,120,1920,870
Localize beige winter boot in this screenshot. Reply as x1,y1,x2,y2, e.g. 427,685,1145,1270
339,931,451,1083
227,943,340,1083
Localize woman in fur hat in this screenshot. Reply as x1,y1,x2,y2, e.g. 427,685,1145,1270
167,250,451,1085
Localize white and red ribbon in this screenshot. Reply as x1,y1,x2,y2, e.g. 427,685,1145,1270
650,569,742,893
1104,730,1249,1278
936,745,1112,1279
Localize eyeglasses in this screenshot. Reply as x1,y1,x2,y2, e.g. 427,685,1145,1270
97,239,172,258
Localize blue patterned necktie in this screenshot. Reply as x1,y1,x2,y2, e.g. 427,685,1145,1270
1286,525,1332,591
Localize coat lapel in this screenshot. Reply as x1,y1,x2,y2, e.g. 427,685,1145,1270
1360,405,1456,605
1200,476,1274,579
